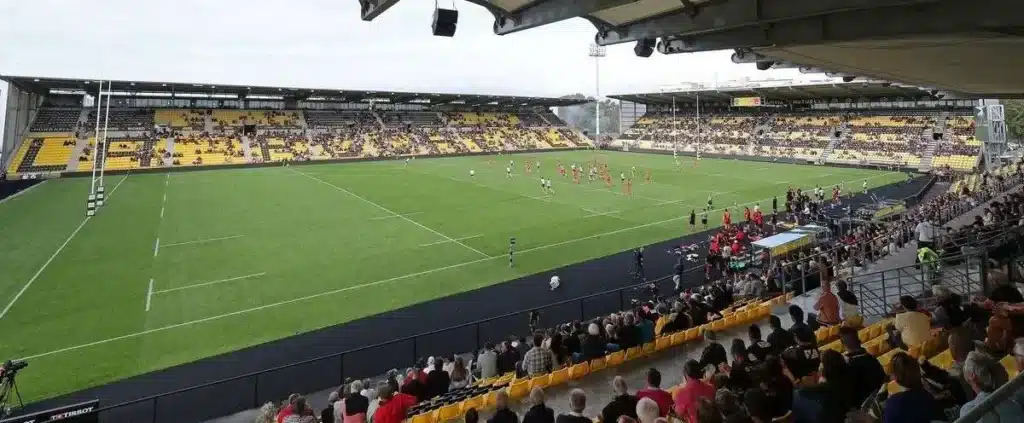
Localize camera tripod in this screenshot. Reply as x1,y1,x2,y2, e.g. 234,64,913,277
0,373,25,419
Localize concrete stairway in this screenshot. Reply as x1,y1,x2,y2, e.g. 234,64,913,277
163,137,175,166
819,138,839,164
919,134,939,172
241,135,253,162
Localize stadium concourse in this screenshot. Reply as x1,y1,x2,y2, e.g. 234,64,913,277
207,165,1024,423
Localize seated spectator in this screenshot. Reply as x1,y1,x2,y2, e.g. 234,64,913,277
498,341,520,375
523,333,555,376
674,359,716,423
714,390,749,423
425,359,450,399
602,376,639,423
881,352,941,423
959,351,1020,421
373,383,416,423
755,356,793,419
278,395,316,423
466,409,480,423
635,398,660,423
523,387,554,423
579,323,607,362
636,368,673,416
814,281,841,326
890,296,932,348
766,315,795,355
450,356,473,389
791,350,853,423
742,390,775,423
277,394,300,423
340,380,369,423
723,338,755,393
489,390,519,423
931,285,966,328
699,330,728,373
839,327,885,407
478,343,499,379
256,402,279,423
322,391,339,423
556,389,592,423
781,326,821,385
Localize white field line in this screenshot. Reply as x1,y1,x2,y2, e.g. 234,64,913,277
582,210,622,219
160,235,244,248
145,279,154,312
165,173,169,187
290,167,490,258
153,238,160,257
153,272,267,294
160,206,164,219
0,174,131,320
0,180,46,206
370,211,424,221
0,217,90,320
419,235,483,247
15,170,896,359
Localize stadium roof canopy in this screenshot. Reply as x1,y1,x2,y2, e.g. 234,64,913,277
357,0,1024,98
609,81,933,105
0,75,590,107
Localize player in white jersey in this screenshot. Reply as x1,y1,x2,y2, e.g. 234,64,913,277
535,161,540,171
630,166,636,178
506,167,512,178
589,167,597,182
540,177,548,193
673,150,680,166
545,178,553,193
620,172,626,183
509,160,514,169
405,157,410,166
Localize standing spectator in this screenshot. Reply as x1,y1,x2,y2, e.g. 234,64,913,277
839,327,885,407
489,391,519,423
881,352,940,423
478,343,499,379
890,296,932,348
498,341,520,375
787,305,815,346
523,387,554,423
756,356,793,419
450,356,474,389
741,390,774,423
256,402,279,423
931,285,966,328
556,389,592,423
523,333,555,376
959,351,1021,421
723,339,755,393
635,398,660,423
373,383,417,423
766,315,795,355
781,327,821,386
342,379,369,423
322,392,339,423
674,360,716,423
746,325,771,363
814,281,841,326
636,369,673,416
699,330,728,373
601,376,639,423
915,215,938,250
277,394,299,423
425,359,450,399
835,281,861,326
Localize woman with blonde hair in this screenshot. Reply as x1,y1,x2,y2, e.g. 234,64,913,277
254,402,278,423
449,356,474,389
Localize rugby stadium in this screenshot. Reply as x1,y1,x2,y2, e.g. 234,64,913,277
0,1,1023,423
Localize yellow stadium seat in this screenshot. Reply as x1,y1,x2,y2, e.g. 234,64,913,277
928,350,953,370
625,347,642,361
461,395,484,413
475,376,497,387
590,357,607,372
549,367,569,386
529,374,551,390
655,336,672,352
685,327,701,342
642,342,656,356
670,331,686,346
411,412,436,423
436,403,461,423
1000,355,1018,377
507,380,530,400
494,372,515,386
606,351,625,367
879,349,905,374
569,362,590,380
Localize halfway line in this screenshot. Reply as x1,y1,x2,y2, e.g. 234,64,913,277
153,272,267,294
161,234,244,248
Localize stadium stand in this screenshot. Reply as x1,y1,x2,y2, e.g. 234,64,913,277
29,108,82,132
83,108,155,131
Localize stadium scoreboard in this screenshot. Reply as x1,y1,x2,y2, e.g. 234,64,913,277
731,97,763,107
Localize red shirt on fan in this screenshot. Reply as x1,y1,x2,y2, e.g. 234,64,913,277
636,388,673,416
723,211,732,225
373,393,417,423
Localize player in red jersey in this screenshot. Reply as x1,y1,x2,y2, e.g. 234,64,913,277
624,178,633,198
722,208,732,228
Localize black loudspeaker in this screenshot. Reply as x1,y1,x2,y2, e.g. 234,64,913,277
432,8,458,37
634,38,655,57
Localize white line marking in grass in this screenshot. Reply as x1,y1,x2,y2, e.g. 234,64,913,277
164,173,169,187
153,272,267,294
146,279,154,312
290,167,491,258
528,195,551,202
0,180,47,206
419,235,483,247
159,206,164,219
15,172,899,358
108,173,129,197
582,210,622,219
160,234,244,248
153,238,160,257
370,211,424,221
0,217,89,320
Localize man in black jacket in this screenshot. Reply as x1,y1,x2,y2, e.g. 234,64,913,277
522,387,554,423
839,326,886,406
746,324,772,363
556,390,591,423
488,390,519,423
601,376,639,423
766,315,795,356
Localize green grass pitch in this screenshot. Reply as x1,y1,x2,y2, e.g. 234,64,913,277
0,151,904,401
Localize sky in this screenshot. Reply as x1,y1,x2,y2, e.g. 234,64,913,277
0,0,811,132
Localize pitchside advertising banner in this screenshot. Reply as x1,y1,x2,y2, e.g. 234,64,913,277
731,97,762,107
0,400,99,423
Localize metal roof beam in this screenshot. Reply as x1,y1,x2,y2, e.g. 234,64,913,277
652,0,1024,54
494,0,636,35
358,0,401,21
596,0,942,46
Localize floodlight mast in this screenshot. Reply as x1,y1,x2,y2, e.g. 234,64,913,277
588,44,606,138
